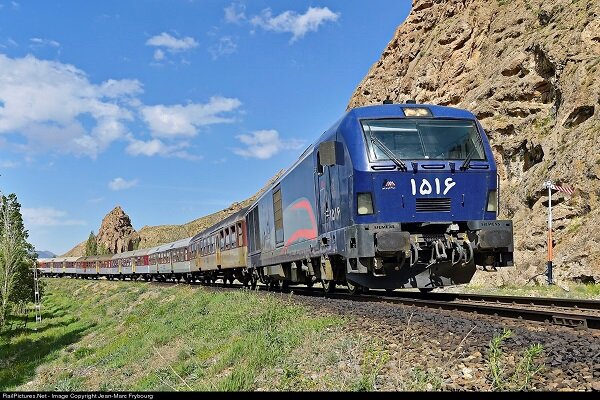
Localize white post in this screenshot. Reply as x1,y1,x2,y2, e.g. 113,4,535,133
545,180,553,284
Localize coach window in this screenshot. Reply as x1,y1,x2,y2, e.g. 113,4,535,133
230,225,237,248
273,188,284,244
225,227,230,249
220,231,225,250
237,222,243,246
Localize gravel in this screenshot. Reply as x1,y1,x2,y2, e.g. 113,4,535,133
273,290,600,391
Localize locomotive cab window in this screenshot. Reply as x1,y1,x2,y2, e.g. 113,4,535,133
361,119,486,161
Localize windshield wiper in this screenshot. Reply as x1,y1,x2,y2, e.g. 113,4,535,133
460,132,485,171
367,126,407,171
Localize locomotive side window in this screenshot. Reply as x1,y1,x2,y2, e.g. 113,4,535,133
273,188,284,244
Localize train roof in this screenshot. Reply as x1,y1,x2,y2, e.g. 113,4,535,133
153,236,193,253
145,244,163,255
112,250,135,260
131,247,151,257
191,207,249,241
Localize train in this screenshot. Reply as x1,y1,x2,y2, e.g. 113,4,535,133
38,101,514,294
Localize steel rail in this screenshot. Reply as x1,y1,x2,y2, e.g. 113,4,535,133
390,291,600,312
318,291,600,331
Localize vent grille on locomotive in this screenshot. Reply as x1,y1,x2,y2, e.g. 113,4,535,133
415,198,451,212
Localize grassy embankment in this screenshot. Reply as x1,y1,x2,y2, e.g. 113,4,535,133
0,278,388,391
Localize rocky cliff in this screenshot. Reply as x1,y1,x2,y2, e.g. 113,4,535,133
349,0,600,284
96,206,140,254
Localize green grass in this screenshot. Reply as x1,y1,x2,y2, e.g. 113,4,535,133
487,329,544,391
3,278,579,391
2,279,376,391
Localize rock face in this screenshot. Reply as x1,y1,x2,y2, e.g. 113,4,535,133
349,0,600,283
96,206,140,254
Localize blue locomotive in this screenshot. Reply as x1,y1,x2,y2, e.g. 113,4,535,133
245,102,514,293
39,102,514,295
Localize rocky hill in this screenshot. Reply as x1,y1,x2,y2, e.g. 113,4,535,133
349,0,600,284
62,170,284,257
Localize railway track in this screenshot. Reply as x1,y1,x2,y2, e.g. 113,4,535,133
310,289,600,331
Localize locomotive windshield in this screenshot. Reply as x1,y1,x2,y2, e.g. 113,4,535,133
362,119,486,161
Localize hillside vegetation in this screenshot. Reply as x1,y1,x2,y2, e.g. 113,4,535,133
1,279,382,391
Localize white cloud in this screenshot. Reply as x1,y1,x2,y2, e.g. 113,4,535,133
225,3,246,24
141,96,242,137
125,137,200,160
30,37,60,47
233,129,304,159
108,177,138,191
0,160,18,168
22,207,86,227
146,32,198,51
0,54,142,158
209,36,237,60
250,6,340,42
0,54,239,161
153,49,165,61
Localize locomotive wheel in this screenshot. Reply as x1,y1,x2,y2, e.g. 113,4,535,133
322,280,335,294
346,280,362,296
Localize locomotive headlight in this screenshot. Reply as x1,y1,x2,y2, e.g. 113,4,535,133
357,193,374,215
487,190,498,212
401,107,432,117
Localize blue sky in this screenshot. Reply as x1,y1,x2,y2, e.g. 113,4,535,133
0,1,412,255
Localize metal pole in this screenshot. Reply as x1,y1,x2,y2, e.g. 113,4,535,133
547,182,553,285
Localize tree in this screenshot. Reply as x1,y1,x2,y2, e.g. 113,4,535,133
0,193,36,329
97,243,110,255
85,231,98,256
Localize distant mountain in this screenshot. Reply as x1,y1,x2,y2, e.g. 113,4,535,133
35,250,56,259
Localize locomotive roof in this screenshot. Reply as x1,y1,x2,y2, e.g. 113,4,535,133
346,103,477,120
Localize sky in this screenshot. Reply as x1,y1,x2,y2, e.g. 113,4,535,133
0,0,412,255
